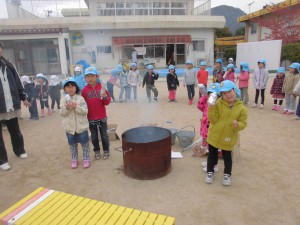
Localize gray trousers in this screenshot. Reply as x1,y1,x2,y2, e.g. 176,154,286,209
146,84,158,100
240,87,249,104
284,93,296,112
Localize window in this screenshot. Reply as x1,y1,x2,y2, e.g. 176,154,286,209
145,45,155,58
97,45,112,54
192,40,205,52
155,45,164,58
251,23,257,34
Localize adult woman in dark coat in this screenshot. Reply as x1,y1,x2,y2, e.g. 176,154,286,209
0,43,30,171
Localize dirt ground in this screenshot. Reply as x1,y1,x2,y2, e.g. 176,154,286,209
1,75,300,225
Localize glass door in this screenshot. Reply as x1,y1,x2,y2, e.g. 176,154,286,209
175,44,185,65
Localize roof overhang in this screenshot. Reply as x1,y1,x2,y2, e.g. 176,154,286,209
0,15,225,31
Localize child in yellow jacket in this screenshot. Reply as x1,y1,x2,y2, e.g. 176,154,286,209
205,80,247,186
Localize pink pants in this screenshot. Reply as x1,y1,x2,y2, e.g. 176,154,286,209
169,90,176,100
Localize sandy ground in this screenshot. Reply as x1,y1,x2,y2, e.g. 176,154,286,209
0,75,300,225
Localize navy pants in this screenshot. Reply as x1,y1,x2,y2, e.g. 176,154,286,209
296,97,300,117
89,121,110,153
51,96,60,110
186,85,195,100
107,82,115,101
0,118,26,165
29,99,39,118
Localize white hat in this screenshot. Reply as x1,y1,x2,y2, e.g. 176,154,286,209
36,73,44,78
50,75,59,86
74,66,81,72
21,75,31,83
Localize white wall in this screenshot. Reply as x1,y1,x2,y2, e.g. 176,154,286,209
70,28,214,70
236,40,282,71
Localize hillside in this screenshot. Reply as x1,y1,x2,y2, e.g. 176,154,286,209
211,5,246,34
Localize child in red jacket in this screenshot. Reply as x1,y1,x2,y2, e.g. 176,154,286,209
81,67,111,160
196,61,208,98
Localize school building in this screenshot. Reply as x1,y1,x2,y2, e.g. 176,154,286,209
0,0,225,76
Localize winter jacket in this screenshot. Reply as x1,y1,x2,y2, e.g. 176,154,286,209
166,72,179,90
270,76,285,95
183,68,197,85
207,98,247,151
24,83,36,101
293,79,300,96
49,83,62,100
81,83,111,120
74,74,86,91
127,69,140,86
224,71,235,82
119,71,128,87
237,71,250,88
282,72,300,94
197,95,209,139
59,94,89,135
197,69,208,86
36,81,49,100
142,72,159,87
0,57,27,113
253,68,269,89
212,68,225,83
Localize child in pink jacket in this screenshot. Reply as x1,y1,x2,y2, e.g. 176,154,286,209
236,62,250,104
224,64,235,82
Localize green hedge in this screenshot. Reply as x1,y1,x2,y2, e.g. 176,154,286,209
223,47,237,61
281,42,300,62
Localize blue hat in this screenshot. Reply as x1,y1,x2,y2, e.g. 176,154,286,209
111,69,118,78
186,59,193,65
147,65,154,70
36,73,45,78
215,59,223,65
277,67,286,74
116,64,123,72
227,64,235,69
240,62,249,72
220,80,241,98
62,77,78,88
289,62,300,73
207,83,220,95
84,67,98,76
200,61,207,66
258,59,267,65
168,65,175,70
130,63,137,67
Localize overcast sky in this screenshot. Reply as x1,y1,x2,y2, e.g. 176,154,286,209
210,0,285,13
0,0,286,19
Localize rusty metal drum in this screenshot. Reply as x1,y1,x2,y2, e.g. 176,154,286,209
122,126,172,180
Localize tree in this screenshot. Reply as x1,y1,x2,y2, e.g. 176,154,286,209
235,27,245,36
214,28,233,38
252,4,300,44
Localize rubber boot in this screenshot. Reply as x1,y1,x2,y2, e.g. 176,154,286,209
41,109,45,117
47,108,52,115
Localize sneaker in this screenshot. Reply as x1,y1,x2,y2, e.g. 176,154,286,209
154,97,158,101
71,160,78,169
83,160,90,168
188,100,192,105
173,99,177,102
205,172,214,184
201,162,207,167
282,110,288,114
94,151,101,160
272,105,277,110
203,165,219,173
223,174,232,186
0,163,11,171
294,116,300,120
19,153,28,159
260,104,264,109
252,103,257,108
286,111,295,115
103,152,110,160
276,105,282,111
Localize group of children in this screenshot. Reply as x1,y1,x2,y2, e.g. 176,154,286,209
195,59,300,186
21,74,62,120
60,67,111,169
